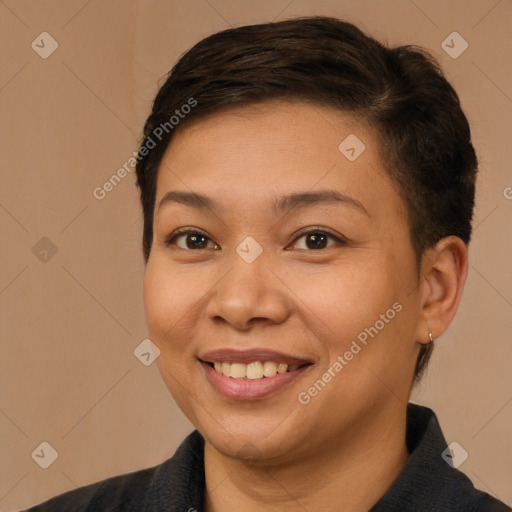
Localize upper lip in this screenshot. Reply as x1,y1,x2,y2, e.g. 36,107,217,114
199,348,313,366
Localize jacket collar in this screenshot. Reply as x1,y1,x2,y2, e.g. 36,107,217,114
148,403,504,511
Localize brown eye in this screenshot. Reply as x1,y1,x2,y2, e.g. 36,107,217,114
290,229,345,251
165,229,218,250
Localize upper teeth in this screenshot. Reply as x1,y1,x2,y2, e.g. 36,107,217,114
213,361,300,379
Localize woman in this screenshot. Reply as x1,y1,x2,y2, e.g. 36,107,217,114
25,16,510,512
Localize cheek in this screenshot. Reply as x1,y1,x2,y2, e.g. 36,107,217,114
143,259,207,420
143,257,198,350
300,255,416,374
294,259,396,334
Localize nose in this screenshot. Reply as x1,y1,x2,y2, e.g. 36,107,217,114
205,248,292,331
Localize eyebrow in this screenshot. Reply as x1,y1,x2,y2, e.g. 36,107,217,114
157,189,369,217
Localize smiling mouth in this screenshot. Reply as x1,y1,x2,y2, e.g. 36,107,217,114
205,361,312,379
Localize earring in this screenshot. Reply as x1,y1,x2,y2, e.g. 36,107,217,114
428,332,435,343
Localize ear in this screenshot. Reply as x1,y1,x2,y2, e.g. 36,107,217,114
414,236,469,344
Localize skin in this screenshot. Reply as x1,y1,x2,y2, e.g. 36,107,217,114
143,100,468,511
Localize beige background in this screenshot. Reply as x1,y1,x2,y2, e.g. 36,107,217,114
1,1,511,510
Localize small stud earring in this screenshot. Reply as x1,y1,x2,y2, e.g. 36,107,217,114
428,332,435,343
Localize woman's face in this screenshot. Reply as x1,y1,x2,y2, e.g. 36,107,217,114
143,100,425,463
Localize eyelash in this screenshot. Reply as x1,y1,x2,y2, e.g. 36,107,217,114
164,226,347,251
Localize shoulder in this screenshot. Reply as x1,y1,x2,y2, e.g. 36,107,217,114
22,430,206,512
413,404,510,511
370,404,511,511
23,464,158,512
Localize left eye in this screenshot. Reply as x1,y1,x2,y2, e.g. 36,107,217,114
165,228,344,251
291,230,344,250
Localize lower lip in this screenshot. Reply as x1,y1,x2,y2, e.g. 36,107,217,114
200,361,311,401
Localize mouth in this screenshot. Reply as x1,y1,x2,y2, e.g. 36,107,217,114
198,349,314,400
203,360,311,379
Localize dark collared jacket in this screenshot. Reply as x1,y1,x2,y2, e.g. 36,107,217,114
24,404,510,511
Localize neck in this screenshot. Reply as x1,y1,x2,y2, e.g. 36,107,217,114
203,404,409,512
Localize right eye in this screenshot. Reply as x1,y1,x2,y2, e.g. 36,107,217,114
165,228,220,250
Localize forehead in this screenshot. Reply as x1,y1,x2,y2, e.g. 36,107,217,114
154,100,403,221
162,100,372,167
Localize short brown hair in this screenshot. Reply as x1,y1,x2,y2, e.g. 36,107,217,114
135,16,478,381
